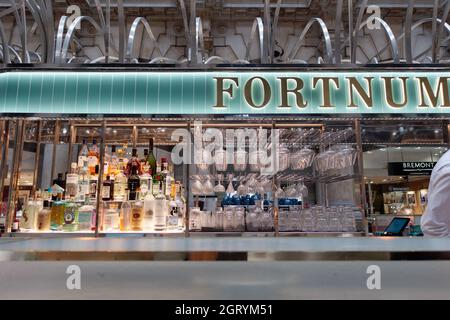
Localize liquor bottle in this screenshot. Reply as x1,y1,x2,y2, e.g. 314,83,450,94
167,185,178,230
103,202,120,232
140,158,152,197
154,181,168,231
143,189,155,231
21,198,39,230
114,163,127,201
89,165,99,200
52,173,66,201
128,166,141,201
165,163,174,199
120,190,131,231
125,148,142,177
88,139,99,175
102,175,114,201
78,198,96,232
147,138,157,176
63,201,78,232
121,143,129,167
50,197,65,231
141,149,149,172
78,139,89,168
108,145,119,176
78,160,90,202
37,200,51,231
103,145,110,176
130,199,144,231
175,182,186,230
66,162,79,198
152,162,162,195
11,218,20,232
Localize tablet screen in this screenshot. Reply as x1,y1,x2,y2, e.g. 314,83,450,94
384,217,410,235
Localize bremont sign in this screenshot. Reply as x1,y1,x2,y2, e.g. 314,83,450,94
1,71,450,114
388,162,437,176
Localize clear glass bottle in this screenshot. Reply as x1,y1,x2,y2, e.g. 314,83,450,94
175,182,186,230
154,181,168,231
130,200,144,231
114,162,127,201
78,138,89,168
21,198,39,230
108,145,119,176
88,139,99,175
120,190,131,232
78,198,95,232
66,162,79,198
102,202,120,232
37,200,52,231
78,160,90,202
167,184,178,230
143,191,155,231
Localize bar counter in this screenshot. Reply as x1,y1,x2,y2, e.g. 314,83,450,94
1,237,450,299
1,236,450,261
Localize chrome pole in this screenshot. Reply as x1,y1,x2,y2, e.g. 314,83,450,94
354,119,368,235
31,120,42,197
50,120,61,185
6,120,25,234
0,121,10,223
95,120,107,237
185,121,191,237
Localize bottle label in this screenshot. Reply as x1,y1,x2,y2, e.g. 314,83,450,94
90,181,97,196
167,215,178,227
88,156,98,167
80,183,90,196
102,185,111,199
66,174,78,185
78,211,92,224
154,200,167,227
131,207,143,230
64,211,76,225
78,156,87,168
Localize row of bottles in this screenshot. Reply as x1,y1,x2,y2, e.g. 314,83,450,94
102,181,186,232
15,193,96,232
14,138,185,233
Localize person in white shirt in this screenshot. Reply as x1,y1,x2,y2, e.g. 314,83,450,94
421,150,450,237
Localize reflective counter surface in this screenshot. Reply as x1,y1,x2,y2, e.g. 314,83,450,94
1,237,450,299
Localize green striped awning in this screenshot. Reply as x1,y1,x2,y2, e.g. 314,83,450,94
1,70,450,115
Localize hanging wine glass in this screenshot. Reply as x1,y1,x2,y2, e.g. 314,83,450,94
226,174,235,194
214,174,226,193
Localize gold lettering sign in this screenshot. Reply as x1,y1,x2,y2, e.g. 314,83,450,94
312,77,340,108
278,77,307,109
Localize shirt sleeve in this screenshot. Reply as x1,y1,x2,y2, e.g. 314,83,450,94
421,165,450,238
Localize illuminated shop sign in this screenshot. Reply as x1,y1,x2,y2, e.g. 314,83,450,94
1,71,450,114
388,162,436,176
